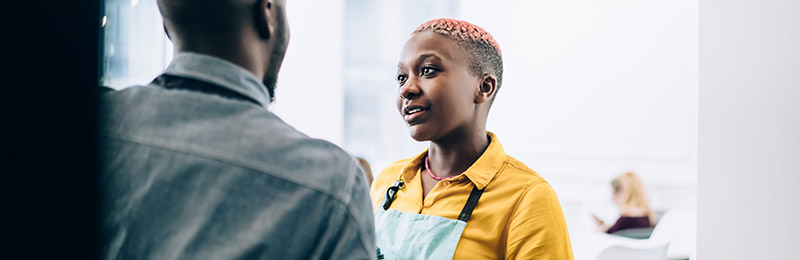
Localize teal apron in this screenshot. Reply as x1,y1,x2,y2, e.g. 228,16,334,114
374,179,484,260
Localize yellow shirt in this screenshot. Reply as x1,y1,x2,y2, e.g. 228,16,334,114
370,132,573,259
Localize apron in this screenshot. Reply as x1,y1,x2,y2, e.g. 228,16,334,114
374,179,484,260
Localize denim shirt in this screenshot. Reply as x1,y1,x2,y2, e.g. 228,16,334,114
100,53,376,260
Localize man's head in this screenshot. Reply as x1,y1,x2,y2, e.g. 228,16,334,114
157,0,289,102
396,18,503,142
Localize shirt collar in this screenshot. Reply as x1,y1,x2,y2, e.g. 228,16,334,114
162,52,271,108
401,131,507,190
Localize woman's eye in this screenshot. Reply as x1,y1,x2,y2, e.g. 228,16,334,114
421,67,437,76
396,75,407,85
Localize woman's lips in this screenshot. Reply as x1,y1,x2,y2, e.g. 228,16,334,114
403,107,429,125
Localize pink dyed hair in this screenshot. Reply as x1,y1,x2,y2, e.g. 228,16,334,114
413,18,502,55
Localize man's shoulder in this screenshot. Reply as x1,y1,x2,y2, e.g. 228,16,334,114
238,132,362,202
230,115,355,174
176,115,360,201
100,83,160,101
101,84,361,202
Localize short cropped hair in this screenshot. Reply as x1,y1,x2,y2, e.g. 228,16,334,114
413,18,504,90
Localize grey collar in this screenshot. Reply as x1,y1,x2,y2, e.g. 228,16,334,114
162,52,271,108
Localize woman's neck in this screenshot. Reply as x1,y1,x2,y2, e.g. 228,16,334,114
427,130,490,178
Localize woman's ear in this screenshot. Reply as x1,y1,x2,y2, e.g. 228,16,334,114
254,0,272,40
475,74,498,104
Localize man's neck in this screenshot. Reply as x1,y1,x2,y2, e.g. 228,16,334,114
177,38,266,81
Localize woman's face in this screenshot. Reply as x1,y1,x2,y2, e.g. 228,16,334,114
613,191,624,208
395,30,480,142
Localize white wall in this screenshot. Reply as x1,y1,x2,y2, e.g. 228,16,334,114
698,0,800,259
478,0,699,224
271,0,346,145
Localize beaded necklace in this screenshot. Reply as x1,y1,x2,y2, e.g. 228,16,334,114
425,156,459,181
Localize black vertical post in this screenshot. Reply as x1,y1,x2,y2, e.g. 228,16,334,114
4,0,102,258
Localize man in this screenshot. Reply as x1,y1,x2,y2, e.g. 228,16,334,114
99,0,375,259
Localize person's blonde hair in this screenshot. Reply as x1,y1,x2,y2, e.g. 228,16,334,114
611,172,655,225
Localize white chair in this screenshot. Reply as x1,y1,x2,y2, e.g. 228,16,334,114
597,243,669,260
649,208,697,259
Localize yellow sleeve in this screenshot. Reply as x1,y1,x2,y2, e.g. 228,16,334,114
505,182,574,259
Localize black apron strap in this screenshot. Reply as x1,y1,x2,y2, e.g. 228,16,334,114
381,180,405,210
457,185,485,222
382,178,485,221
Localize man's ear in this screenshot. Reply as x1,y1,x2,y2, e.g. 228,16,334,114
254,0,272,40
475,74,498,104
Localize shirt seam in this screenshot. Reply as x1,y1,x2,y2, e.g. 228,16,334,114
102,130,349,204
504,160,538,176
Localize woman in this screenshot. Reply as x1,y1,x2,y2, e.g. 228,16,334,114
593,172,655,234
369,18,573,259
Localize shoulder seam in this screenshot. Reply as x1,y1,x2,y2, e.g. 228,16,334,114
504,160,537,175
504,181,548,240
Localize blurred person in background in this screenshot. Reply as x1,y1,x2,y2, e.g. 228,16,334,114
369,18,573,259
593,171,656,234
99,0,375,259
357,157,374,186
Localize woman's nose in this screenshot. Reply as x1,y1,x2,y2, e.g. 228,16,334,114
399,78,421,100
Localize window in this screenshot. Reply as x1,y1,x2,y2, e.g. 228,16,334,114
101,0,172,89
